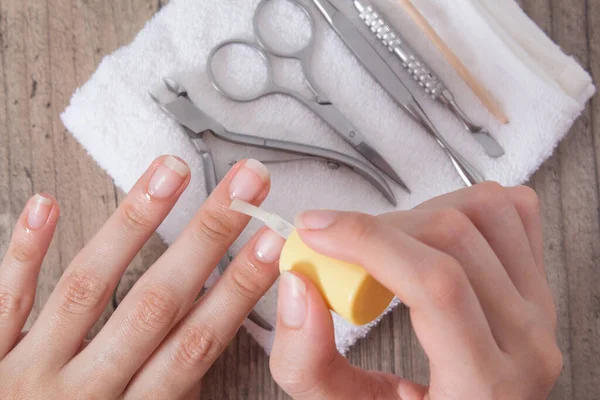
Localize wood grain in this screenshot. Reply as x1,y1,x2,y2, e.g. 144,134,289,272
0,0,598,398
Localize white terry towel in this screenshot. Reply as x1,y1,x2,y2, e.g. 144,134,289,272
61,0,595,355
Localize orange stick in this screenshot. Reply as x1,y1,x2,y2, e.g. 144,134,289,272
396,0,509,124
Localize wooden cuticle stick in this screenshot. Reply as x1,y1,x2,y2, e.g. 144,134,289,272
396,0,509,124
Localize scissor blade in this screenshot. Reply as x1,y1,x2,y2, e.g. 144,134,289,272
471,132,505,158
313,0,417,114
312,101,409,192
356,141,410,193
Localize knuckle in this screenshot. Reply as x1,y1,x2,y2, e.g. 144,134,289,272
9,239,39,264
58,270,108,316
346,213,379,245
526,327,563,384
0,285,30,318
512,185,541,216
540,344,564,384
425,208,474,250
270,360,313,396
419,255,468,308
228,260,263,302
171,324,225,370
120,199,154,232
196,206,236,245
126,286,180,338
270,349,338,397
469,181,512,216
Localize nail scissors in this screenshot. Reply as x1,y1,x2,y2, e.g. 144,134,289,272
206,0,410,193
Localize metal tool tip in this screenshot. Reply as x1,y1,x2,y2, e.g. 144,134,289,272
163,77,183,95
148,92,162,105
353,0,366,13
390,174,411,195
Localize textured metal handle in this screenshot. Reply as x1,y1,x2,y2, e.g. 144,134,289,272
356,3,445,100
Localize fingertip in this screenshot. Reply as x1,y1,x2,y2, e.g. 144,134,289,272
38,192,60,219
243,158,270,183
254,227,286,265
274,271,335,343
277,272,308,330
147,155,191,200
229,159,271,203
24,193,58,231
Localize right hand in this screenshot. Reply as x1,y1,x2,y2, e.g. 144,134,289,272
269,182,562,399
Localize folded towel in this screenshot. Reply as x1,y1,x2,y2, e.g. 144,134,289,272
61,0,595,355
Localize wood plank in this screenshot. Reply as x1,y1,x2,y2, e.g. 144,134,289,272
1,0,31,241
587,0,600,226
550,0,600,398
0,0,13,258
517,0,576,398
532,156,574,400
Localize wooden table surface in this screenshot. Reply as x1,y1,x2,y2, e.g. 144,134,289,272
0,0,598,399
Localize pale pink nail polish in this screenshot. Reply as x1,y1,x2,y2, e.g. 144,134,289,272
279,272,307,329
229,159,270,201
148,156,189,199
255,229,286,264
295,210,338,230
27,194,52,230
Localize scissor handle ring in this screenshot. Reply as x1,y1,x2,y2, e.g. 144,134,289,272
206,39,276,103
253,0,317,60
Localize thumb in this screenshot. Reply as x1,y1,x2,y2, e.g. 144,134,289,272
270,272,420,399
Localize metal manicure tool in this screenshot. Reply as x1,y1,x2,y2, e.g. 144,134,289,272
151,78,396,205
312,0,485,186
150,75,401,330
206,0,410,193
353,0,505,158
149,78,403,329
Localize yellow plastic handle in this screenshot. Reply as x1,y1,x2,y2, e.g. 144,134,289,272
279,230,395,326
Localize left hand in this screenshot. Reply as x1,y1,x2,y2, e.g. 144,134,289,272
0,156,284,399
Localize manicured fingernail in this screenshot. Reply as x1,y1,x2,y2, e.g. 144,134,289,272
279,272,307,329
295,210,338,230
148,156,189,199
229,159,270,202
27,194,52,230
255,229,286,264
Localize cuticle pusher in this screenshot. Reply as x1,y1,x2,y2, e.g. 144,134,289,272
353,0,505,158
